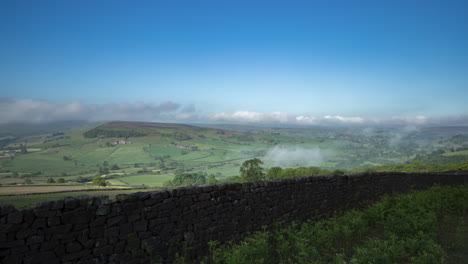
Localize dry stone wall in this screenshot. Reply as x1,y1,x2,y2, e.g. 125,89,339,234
1,172,467,264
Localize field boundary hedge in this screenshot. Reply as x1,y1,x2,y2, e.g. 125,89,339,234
0,171,467,263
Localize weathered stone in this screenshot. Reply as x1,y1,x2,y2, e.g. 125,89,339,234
104,226,119,237
127,213,140,223
77,258,100,264
45,224,72,237
0,248,10,256
39,238,58,251
0,239,24,248
33,209,56,218
111,203,123,213
24,251,59,264
93,244,114,256
10,245,28,255
66,241,83,253
107,215,126,226
125,238,140,252
62,211,89,224
89,227,104,239
63,198,81,209
47,216,61,227
114,240,126,253
73,223,88,232
26,236,43,245
7,212,22,224
96,205,110,216
89,216,105,227
15,228,35,240
133,220,147,232
3,254,22,264
197,193,211,201
61,249,91,261
95,238,107,248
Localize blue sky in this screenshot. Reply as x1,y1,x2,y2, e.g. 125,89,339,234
1,0,467,126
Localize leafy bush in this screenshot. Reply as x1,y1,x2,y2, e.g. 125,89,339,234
92,176,107,187
195,185,467,264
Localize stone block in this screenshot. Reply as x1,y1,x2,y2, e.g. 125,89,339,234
26,236,44,245
7,212,22,224
104,226,119,237
133,220,147,232
94,244,114,256
107,215,126,227
96,205,110,216
47,216,61,227
23,251,59,264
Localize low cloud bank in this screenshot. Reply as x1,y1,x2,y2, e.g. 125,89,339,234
264,146,328,167
207,111,468,127
0,98,193,124
1,97,467,127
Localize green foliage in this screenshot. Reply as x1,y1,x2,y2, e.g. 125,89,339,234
92,175,107,187
207,174,219,185
351,161,468,174
23,178,32,184
240,158,264,182
164,172,206,187
332,169,346,175
46,178,55,183
57,177,66,183
99,166,110,175
19,144,28,154
264,166,332,180
200,185,468,264
265,167,282,180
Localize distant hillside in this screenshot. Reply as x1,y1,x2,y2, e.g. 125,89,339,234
0,121,90,137
83,121,247,140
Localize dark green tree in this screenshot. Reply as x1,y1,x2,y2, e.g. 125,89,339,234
99,166,110,175
266,167,282,180
207,174,218,185
57,178,66,183
47,178,55,184
240,158,264,182
92,176,107,187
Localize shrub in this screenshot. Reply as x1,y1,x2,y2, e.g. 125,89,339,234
92,176,106,187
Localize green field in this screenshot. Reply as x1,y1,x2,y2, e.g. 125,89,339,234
1,121,467,192
0,188,162,209
443,150,468,157
115,174,173,186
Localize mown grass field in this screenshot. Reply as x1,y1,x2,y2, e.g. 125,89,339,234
0,185,105,195
443,150,468,157
115,174,173,186
0,188,162,209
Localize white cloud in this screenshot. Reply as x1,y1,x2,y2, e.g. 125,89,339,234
207,111,294,124
1,97,467,127
0,98,182,124
296,115,364,125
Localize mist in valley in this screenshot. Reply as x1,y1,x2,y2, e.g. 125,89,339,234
263,146,333,168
